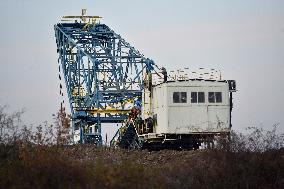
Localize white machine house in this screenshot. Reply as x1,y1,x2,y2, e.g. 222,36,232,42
111,69,236,150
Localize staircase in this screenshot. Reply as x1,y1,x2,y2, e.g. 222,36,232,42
110,121,143,149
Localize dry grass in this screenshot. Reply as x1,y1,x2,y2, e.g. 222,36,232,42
0,144,283,189
0,106,284,189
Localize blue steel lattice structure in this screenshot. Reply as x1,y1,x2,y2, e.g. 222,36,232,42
54,19,155,144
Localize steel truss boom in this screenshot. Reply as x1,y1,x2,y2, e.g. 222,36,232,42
54,22,155,144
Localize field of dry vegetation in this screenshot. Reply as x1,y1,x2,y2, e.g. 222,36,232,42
0,106,284,189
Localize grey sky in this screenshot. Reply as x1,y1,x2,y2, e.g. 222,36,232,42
0,0,283,137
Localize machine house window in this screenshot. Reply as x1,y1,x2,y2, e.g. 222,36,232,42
191,92,205,103
173,92,187,103
208,92,222,103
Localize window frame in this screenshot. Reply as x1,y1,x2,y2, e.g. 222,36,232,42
180,92,187,103
208,92,222,103
198,92,205,103
173,92,187,103
215,92,222,103
173,92,180,103
191,92,197,103
191,92,205,103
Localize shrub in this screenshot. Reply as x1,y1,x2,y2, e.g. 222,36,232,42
0,106,283,189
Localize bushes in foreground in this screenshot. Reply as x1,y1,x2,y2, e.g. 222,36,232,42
0,144,163,189
0,106,283,189
0,144,283,189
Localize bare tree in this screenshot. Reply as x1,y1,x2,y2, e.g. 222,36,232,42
0,105,25,144
53,107,72,145
217,124,284,152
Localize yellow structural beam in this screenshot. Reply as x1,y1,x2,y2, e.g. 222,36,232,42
76,108,131,114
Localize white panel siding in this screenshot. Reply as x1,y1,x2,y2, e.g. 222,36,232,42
151,80,231,134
